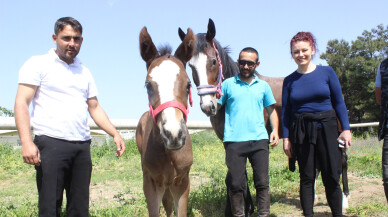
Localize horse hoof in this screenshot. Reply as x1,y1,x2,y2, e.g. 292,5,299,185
314,194,319,206
342,193,350,209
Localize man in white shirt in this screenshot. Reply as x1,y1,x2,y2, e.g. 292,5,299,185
14,17,125,217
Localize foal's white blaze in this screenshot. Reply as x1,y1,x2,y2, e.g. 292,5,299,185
149,60,182,136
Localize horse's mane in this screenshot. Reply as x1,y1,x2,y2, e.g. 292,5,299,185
194,33,239,80
158,44,173,56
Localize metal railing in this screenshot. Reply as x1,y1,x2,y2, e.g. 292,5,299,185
0,117,379,131
0,117,213,131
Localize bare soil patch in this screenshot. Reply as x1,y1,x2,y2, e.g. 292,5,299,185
275,173,387,216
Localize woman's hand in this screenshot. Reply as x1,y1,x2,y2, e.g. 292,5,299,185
338,129,352,149
283,138,293,158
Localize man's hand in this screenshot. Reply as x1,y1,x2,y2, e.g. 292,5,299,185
21,142,41,166
266,104,279,147
269,131,279,147
114,134,125,157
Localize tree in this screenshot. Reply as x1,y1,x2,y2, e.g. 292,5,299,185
321,24,388,124
0,106,14,117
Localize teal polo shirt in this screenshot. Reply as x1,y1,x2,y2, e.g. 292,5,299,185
218,74,276,142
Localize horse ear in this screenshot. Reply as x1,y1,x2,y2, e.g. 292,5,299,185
178,27,186,41
174,28,195,66
139,27,158,67
206,18,216,42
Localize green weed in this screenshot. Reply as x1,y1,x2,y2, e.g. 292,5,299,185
347,202,388,216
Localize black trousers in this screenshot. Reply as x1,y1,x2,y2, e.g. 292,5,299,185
34,135,92,217
383,134,388,202
296,129,342,217
224,140,269,216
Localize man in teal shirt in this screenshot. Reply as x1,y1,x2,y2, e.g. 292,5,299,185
218,47,279,217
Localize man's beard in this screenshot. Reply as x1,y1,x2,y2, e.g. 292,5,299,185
240,68,254,78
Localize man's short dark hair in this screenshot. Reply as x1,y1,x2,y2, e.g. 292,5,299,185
239,47,259,62
54,17,83,35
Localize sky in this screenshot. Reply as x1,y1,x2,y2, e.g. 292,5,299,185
0,0,387,121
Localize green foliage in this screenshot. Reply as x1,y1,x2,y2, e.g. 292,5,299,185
347,202,388,216
188,130,227,216
0,106,14,117
190,130,221,148
347,136,382,177
320,24,388,126
91,139,139,162
348,154,382,177
0,202,38,217
0,144,30,179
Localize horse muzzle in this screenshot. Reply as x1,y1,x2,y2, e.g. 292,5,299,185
200,95,217,117
160,119,188,150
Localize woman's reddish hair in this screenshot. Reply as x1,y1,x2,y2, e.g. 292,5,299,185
290,32,317,55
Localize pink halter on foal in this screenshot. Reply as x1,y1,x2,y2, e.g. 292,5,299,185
149,88,193,123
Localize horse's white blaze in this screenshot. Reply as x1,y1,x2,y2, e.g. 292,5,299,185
149,60,182,136
190,53,217,115
189,53,209,86
160,107,181,139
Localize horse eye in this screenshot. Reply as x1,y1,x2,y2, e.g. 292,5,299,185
189,64,196,72
212,59,217,66
145,81,153,93
186,82,191,92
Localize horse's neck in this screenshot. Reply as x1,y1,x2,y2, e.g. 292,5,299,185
221,54,239,80
257,72,264,79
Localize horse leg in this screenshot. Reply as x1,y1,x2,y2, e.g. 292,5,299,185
341,150,350,209
170,174,190,217
162,189,173,217
143,173,165,217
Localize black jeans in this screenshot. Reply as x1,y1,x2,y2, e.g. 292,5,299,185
383,134,388,202
34,135,92,217
296,129,342,217
224,140,270,216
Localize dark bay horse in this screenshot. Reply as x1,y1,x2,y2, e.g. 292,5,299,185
179,19,283,141
179,19,282,217
136,26,195,217
180,18,350,213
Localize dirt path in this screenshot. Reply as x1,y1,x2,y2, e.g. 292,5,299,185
274,173,387,216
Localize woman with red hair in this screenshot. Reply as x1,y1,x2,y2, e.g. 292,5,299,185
281,32,352,217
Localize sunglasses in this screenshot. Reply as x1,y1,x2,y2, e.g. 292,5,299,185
238,60,256,67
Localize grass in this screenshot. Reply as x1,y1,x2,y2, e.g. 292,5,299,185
347,203,388,216
0,131,387,216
